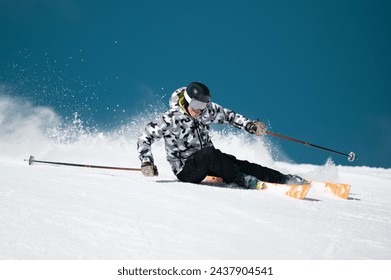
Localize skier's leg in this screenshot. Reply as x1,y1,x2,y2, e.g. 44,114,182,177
177,147,239,184
224,155,287,184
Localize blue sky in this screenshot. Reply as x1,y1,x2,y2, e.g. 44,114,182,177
1,0,390,168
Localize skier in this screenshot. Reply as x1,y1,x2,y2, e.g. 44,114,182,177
137,82,308,189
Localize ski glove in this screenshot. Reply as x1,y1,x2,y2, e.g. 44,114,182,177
141,159,159,177
245,121,267,136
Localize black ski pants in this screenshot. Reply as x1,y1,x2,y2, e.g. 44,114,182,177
176,146,286,184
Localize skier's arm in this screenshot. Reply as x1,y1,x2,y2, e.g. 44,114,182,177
206,103,249,128
207,103,266,135
137,115,170,175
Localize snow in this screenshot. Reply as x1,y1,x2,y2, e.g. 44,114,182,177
1,96,391,260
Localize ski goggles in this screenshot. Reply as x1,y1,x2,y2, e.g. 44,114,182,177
184,91,209,110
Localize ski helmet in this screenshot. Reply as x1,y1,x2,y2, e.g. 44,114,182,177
184,82,211,110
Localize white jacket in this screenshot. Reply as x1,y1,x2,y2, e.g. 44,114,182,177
137,87,253,175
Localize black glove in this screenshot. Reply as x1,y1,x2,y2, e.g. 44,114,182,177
141,159,158,177
245,121,267,136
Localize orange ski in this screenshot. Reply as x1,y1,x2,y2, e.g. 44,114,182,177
311,181,351,199
203,176,311,199
258,181,311,199
204,176,224,183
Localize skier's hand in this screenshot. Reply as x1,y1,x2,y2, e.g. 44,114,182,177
246,121,267,136
141,160,159,177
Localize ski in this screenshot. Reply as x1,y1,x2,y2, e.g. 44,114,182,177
203,176,311,200
256,181,311,200
310,181,351,199
203,176,351,200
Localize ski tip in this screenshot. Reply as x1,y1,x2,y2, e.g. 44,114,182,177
28,155,34,165
325,182,351,200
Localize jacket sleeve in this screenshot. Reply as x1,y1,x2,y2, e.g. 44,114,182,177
204,102,253,130
137,114,171,163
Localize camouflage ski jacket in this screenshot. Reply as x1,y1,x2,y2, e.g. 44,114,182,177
137,87,253,175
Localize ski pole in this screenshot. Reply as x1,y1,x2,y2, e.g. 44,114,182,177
25,156,141,171
265,131,356,162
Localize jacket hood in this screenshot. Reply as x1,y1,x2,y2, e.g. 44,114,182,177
169,87,186,109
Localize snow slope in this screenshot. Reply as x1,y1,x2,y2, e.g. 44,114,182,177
1,96,391,260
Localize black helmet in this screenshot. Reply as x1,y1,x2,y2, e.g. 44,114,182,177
185,82,211,103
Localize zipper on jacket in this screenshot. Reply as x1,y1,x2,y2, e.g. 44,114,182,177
194,119,204,149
